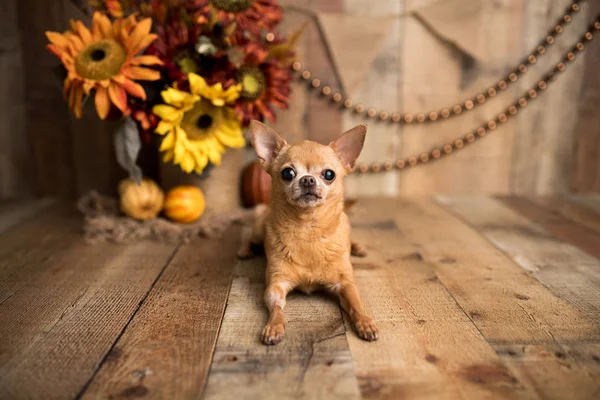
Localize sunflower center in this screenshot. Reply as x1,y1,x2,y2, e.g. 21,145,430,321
75,39,127,81
196,114,214,129
182,99,223,141
238,67,266,100
209,0,254,13
90,49,106,61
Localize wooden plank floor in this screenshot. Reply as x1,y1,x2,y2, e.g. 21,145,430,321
0,197,599,400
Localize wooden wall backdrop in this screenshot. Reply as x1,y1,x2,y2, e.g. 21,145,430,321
1,0,599,200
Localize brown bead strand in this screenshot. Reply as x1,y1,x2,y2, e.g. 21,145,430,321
292,0,584,125
352,18,597,174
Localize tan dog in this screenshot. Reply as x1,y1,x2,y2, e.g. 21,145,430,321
238,121,378,345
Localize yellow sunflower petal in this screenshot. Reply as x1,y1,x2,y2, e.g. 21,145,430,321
173,129,186,163
159,131,175,150
161,87,194,108
156,121,173,136
73,84,84,118
191,149,209,174
95,86,110,119
188,73,208,97
163,151,174,163
180,152,196,173
153,104,181,122
207,143,222,166
92,12,112,39
124,66,161,81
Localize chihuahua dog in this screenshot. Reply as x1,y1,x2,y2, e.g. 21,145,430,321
238,121,378,345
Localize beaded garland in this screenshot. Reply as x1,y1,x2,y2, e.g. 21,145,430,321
290,1,599,173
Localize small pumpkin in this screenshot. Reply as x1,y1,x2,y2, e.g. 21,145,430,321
163,185,206,224
118,178,165,221
241,161,271,207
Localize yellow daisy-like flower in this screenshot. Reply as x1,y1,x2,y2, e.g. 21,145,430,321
153,73,245,174
45,12,163,119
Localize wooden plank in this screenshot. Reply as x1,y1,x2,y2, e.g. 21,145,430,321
437,196,600,319
0,197,56,235
569,194,600,217
81,230,239,400
351,198,599,398
0,236,178,399
17,0,74,197
530,196,600,236
572,0,600,193
0,0,31,199
398,0,521,196
501,196,600,260
561,342,600,383
494,343,600,400
305,0,343,145
0,205,80,304
203,257,361,399
344,0,401,197
511,0,588,194
513,196,600,249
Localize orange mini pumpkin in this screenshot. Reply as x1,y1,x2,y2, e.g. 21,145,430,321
163,186,206,224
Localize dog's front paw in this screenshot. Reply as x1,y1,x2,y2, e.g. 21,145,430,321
351,242,368,257
354,316,379,341
261,322,285,345
237,247,253,259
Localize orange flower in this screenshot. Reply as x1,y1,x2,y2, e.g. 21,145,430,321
45,12,163,119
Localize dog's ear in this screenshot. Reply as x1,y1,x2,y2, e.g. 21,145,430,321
250,121,288,171
330,124,367,172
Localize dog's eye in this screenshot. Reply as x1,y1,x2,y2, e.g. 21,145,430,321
322,169,336,182
281,167,296,181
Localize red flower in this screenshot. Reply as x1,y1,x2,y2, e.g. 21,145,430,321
234,41,291,126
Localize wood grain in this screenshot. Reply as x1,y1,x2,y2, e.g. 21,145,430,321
437,196,600,321
0,197,56,235
0,0,31,199
204,257,360,399
399,0,518,196
17,0,74,197
344,0,401,197
572,0,600,193
351,197,600,398
0,232,178,399
81,230,239,400
570,194,600,216
0,205,79,304
511,0,588,194
501,196,600,261
525,195,600,239
305,0,343,145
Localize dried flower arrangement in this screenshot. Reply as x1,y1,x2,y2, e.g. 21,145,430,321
45,0,303,225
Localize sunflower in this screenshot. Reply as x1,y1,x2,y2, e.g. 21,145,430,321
234,41,291,125
45,12,163,119
190,0,282,39
153,73,244,174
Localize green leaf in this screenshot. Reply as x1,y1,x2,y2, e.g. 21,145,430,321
114,116,143,184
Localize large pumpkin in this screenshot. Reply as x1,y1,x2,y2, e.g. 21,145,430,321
163,186,206,223
241,161,271,207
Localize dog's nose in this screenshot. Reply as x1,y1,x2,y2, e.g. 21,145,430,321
300,175,316,187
